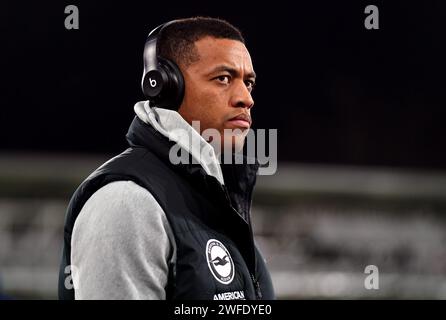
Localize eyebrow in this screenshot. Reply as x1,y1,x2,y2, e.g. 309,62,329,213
207,65,256,80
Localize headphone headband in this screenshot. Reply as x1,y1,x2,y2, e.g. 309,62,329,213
143,20,176,78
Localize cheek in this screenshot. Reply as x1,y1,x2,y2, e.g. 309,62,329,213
181,75,230,130
192,90,227,128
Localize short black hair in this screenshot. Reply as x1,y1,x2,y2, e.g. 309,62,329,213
158,17,245,68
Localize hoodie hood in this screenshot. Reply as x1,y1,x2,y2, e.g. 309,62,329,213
134,101,225,185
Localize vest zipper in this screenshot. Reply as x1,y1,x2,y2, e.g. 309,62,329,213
221,184,262,300
251,273,263,300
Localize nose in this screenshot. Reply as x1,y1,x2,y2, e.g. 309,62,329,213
231,80,254,109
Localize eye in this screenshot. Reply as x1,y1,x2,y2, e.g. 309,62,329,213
245,80,256,91
214,75,231,84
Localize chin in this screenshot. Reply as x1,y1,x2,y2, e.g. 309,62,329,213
222,135,245,154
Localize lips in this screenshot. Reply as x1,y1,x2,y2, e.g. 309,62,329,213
227,113,252,129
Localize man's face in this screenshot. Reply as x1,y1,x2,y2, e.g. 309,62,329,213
177,36,256,153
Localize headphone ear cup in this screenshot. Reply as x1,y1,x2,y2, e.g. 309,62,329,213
158,58,185,110
144,58,184,110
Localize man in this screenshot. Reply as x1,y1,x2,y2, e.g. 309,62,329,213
58,17,275,300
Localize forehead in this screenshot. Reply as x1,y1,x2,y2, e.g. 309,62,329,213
191,37,254,72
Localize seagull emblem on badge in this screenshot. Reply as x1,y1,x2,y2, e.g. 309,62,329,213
212,255,229,266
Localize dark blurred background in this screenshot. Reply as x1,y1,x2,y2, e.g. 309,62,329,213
1,0,445,168
1,0,446,299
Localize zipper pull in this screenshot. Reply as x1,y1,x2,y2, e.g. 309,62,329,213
251,273,263,300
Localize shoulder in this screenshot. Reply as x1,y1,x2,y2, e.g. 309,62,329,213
72,180,171,242
83,180,159,212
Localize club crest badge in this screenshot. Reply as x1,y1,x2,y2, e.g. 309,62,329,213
206,239,235,285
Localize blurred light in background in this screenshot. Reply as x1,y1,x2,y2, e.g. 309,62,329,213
1,153,446,299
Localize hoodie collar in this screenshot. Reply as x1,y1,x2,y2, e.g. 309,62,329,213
134,100,225,185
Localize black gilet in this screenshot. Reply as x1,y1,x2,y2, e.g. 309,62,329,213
58,116,275,300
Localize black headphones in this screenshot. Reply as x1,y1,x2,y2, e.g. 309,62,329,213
141,21,185,110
